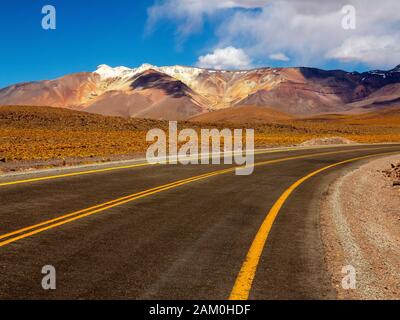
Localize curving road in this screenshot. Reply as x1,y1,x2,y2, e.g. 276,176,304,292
0,144,399,299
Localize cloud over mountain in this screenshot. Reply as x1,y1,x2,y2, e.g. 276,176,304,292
148,0,400,69
196,47,252,70
269,53,290,62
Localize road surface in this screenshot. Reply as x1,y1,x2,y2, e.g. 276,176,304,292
0,144,399,299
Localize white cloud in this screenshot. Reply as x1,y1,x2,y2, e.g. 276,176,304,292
146,0,269,38
269,53,290,62
326,36,400,67
196,46,252,70
148,0,400,69
218,0,400,69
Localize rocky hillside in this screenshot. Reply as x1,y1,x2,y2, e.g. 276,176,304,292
0,63,399,120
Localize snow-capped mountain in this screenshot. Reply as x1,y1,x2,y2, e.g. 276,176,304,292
95,64,207,88
0,63,399,120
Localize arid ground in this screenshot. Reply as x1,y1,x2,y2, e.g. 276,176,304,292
321,155,400,299
1,105,400,170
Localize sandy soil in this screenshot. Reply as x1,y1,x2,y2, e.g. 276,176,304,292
321,155,400,300
300,137,356,146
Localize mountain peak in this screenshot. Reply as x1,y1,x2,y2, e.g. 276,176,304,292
93,63,206,85
94,63,164,80
95,64,131,79
138,63,157,69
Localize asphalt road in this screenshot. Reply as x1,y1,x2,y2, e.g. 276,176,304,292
0,144,399,300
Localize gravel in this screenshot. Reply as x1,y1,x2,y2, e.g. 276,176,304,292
320,155,400,300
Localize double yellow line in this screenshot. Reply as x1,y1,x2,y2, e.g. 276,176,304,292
0,150,276,188
0,147,396,249
0,169,230,247
0,146,361,188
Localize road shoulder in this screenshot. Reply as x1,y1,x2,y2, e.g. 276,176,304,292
320,154,400,299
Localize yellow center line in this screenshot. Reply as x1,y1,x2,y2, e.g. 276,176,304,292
0,146,375,188
0,162,155,187
0,171,229,247
0,146,397,248
0,170,222,241
229,150,399,300
0,150,277,188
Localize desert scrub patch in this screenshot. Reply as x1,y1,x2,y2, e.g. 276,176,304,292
0,105,399,161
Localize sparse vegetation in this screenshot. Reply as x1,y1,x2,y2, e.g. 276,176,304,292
0,105,399,165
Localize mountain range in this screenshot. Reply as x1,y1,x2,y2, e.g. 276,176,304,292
1,63,399,121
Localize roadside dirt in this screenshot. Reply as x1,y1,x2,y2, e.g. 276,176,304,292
320,155,400,300
300,137,356,146
0,152,146,174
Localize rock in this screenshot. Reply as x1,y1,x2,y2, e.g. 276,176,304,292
0,158,6,163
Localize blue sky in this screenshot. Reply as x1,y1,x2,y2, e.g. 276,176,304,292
1,0,399,88
0,0,195,87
